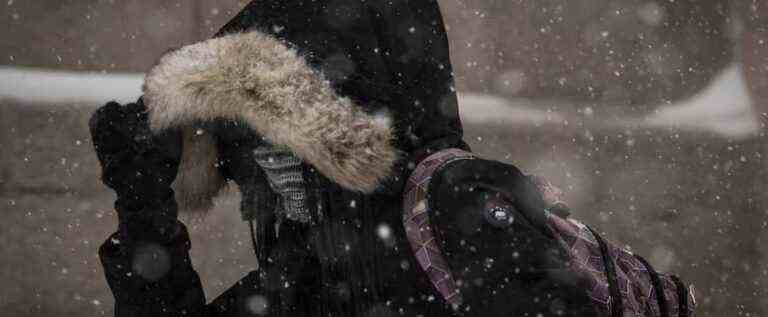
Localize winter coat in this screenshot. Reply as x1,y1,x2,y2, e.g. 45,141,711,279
94,1,468,316
92,1,697,316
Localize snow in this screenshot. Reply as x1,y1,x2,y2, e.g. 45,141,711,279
0,66,143,104
246,295,269,315
643,65,760,139
459,64,760,139
376,223,392,240
637,2,665,26
1,64,758,141
1,2,764,315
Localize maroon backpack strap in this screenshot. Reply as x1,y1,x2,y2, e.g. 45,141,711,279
586,226,624,317
670,275,690,317
634,254,670,317
402,149,476,307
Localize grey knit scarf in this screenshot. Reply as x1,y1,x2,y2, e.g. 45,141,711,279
250,144,311,223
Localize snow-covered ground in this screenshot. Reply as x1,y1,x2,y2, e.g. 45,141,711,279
0,66,143,105
459,64,760,139
0,64,760,139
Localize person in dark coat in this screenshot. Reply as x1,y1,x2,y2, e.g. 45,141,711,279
90,1,593,316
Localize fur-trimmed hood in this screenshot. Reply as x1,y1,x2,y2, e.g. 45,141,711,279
143,30,398,213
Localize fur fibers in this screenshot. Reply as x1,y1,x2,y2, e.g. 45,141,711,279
143,31,398,213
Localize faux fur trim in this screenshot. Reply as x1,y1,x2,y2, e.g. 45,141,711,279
143,31,398,212
174,128,227,214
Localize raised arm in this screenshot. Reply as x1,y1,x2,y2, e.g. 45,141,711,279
89,99,207,316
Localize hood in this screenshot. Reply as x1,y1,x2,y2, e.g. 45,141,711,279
143,30,398,213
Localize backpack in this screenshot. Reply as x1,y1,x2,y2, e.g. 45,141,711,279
403,148,696,316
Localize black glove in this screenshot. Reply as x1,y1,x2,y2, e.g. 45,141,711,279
89,98,183,241
429,158,552,234
428,158,594,316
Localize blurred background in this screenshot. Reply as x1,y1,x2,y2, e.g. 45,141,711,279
0,0,766,316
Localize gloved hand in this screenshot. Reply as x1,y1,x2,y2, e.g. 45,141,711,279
428,157,595,316
89,98,183,241
430,158,553,233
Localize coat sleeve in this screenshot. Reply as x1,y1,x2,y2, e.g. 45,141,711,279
99,223,208,317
